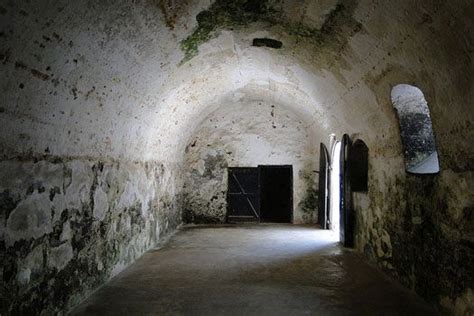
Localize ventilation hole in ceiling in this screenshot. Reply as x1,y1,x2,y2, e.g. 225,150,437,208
252,38,283,49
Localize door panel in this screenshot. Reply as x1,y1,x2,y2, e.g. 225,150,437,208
340,134,354,247
227,168,260,223
318,143,330,229
259,165,292,223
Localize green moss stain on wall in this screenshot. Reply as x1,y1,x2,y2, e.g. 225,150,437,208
180,0,362,64
298,169,318,223
180,0,277,63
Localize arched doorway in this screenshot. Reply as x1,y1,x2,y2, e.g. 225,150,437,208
321,134,366,247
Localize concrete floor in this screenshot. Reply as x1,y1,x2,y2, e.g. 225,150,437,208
72,225,436,315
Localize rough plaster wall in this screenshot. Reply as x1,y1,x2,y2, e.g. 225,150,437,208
0,0,191,313
346,2,474,314
0,0,210,160
0,158,182,313
182,101,319,224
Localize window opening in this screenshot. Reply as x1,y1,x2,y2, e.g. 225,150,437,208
391,84,440,174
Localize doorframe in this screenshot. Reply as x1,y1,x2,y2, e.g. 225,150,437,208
258,164,294,224
318,143,330,229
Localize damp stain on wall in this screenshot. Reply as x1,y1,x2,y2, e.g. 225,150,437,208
1,157,182,314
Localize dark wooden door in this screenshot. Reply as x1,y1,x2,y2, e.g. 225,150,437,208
259,165,293,223
318,143,330,229
350,139,369,192
227,167,260,223
340,134,354,247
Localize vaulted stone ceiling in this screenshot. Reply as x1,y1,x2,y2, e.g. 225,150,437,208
2,1,472,165
1,0,473,314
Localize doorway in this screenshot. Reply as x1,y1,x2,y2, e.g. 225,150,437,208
329,141,341,236
227,165,293,223
259,165,293,223
322,134,359,247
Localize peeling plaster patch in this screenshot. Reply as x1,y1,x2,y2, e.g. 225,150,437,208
6,192,52,246
375,229,392,258
17,268,32,286
65,160,93,209
118,182,137,210
16,244,44,286
60,221,72,242
93,188,108,221
48,242,73,271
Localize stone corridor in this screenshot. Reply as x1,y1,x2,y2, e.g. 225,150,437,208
2,1,473,314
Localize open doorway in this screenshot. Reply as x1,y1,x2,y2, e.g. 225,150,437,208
259,165,293,223
326,135,360,246
227,165,293,223
329,141,341,237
